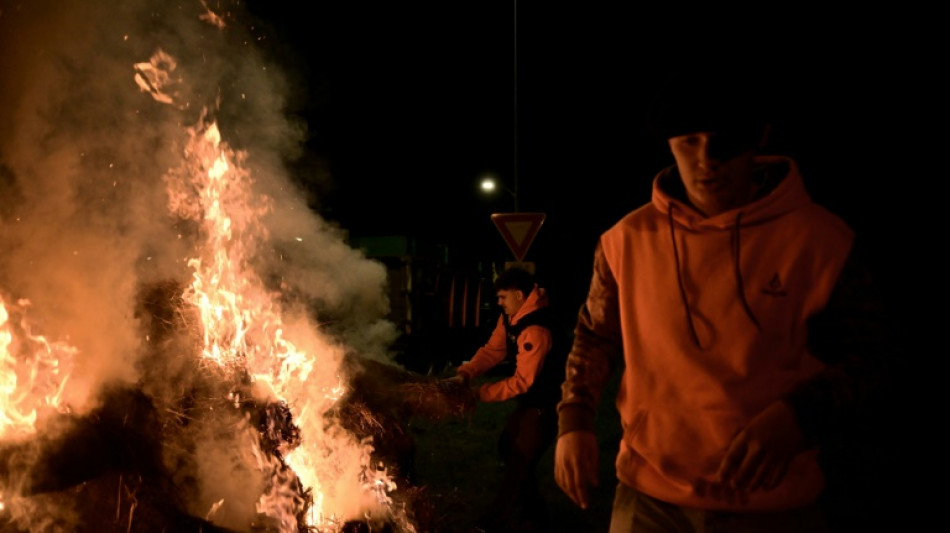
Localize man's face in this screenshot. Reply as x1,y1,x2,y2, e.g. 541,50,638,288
667,131,758,217
496,288,525,317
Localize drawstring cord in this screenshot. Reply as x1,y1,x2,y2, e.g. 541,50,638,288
667,206,761,350
733,212,761,329
668,205,702,349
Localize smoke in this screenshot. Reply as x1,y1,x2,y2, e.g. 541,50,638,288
0,0,397,407
1,0,401,529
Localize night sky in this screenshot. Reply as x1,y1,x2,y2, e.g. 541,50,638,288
241,3,932,355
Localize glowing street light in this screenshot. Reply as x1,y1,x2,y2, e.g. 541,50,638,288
478,2,521,215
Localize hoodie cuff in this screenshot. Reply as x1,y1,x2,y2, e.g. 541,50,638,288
557,403,597,437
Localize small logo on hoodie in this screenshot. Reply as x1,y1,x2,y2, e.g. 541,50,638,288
761,273,787,297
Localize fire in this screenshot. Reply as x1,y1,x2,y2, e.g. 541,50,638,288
160,72,400,530
1,3,413,529
0,296,77,513
0,297,76,440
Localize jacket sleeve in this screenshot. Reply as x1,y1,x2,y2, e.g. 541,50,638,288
478,324,553,402
557,241,624,436
457,315,508,382
784,242,897,446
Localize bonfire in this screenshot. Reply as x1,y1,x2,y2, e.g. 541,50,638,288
0,1,477,531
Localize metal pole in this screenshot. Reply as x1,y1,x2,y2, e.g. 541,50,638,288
513,0,520,212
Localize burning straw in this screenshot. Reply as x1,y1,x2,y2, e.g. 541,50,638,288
341,358,477,424
396,380,477,422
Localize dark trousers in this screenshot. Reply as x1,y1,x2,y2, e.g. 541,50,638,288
479,403,559,530
608,482,830,533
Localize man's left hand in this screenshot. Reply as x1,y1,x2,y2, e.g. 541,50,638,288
712,400,805,495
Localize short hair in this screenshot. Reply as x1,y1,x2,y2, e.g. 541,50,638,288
493,267,535,296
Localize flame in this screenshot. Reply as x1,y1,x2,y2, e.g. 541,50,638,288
0,297,76,440
165,99,398,530
1,22,408,530
0,296,77,513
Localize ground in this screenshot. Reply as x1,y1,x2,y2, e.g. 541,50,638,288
407,373,622,533
405,370,902,533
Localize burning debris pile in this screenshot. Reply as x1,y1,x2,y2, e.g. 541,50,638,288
0,283,477,532
0,1,474,531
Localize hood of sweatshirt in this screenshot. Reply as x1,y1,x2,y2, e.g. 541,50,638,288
651,155,812,229
510,285,548,326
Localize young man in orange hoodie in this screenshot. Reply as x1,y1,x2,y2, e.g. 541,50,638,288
447,267,566,532
553,65,892,532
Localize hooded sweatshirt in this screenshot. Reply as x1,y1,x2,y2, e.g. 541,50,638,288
558,156,881,511
458,286,555,403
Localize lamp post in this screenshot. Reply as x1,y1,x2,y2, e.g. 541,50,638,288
513,0,519,217
477,2,521,213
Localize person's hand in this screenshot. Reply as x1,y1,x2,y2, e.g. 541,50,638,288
711,400,805,496
554,430,599,509
439,374,478,404
441,374,467,386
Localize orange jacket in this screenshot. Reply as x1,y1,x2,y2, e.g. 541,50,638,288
458,286,553,403
559,156,861,511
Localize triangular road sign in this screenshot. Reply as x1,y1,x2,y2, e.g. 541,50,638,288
491,212,545,262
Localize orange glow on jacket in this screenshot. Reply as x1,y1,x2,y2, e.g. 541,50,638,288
603,156,853,510
458,286,553,403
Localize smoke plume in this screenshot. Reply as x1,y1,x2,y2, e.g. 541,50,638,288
1,0,401,530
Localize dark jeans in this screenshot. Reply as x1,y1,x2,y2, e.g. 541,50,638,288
478,403,558,530
608,482,830,533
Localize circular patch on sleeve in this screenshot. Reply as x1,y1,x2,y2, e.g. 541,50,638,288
522,342,533,351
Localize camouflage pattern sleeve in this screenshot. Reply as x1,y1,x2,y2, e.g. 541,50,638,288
557,241,624,436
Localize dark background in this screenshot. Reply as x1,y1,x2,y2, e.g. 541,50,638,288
244,2,931,355
243,3,932,530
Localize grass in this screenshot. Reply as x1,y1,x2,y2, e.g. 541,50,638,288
406,372,623,533
402,367,901,533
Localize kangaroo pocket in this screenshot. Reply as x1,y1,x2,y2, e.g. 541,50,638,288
625,407,741,484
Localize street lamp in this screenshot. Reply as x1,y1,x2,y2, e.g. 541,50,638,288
478,2,521,215
479,175,519,212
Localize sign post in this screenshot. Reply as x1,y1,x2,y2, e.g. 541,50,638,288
491,212,545,263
